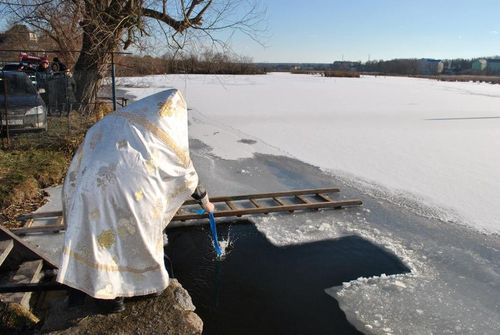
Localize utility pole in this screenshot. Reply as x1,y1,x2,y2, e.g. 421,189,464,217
1,70,11,148
111,52,117,111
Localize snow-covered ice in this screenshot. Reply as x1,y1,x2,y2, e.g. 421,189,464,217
118,73,500,234
115,73,500,333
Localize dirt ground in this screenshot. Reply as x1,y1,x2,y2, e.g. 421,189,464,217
39,279,202,335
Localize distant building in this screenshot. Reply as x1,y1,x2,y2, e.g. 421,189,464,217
0,25,40,62
29,32,38,42
0,24,35,44
332,61,361,72
417,59,444,75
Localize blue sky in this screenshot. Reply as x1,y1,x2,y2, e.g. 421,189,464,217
2,1,500,63
229,0,500,62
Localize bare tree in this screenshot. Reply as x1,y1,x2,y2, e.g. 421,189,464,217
1,0,264,113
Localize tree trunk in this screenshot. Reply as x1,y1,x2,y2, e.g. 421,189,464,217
73,22,117,115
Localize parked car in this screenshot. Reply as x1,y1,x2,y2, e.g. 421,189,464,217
0,70,47,133
2,62,38,86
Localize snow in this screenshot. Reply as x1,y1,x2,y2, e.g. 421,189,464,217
117,73,500,234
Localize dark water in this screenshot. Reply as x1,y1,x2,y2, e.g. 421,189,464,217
166,221,410,335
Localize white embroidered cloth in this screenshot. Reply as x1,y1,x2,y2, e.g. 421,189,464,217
56,89,198,299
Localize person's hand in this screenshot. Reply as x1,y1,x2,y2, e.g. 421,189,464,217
202,200,215,213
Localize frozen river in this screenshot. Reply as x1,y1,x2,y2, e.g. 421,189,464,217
118,73,500,234
113,74,500,334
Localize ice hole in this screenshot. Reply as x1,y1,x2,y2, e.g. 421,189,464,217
165,220,410,335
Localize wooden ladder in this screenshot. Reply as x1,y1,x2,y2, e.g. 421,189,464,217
0,225,59,306
12,187,362,235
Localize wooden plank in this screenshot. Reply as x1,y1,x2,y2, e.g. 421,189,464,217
0,260,44,308
25,219,34,228
317,193,333,202
15,211,65,235
225,201,242,217
273,197,294,213
0,239,14,267
12,225,66,235
295,195,311,204
250,198,270,214
225,201,238,210
295,195,318,211
273,197,285,206
249,198,261,208
18,210,62,220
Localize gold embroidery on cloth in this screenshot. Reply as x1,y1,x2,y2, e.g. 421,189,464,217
145,159,156,175
68,171,77,188
117,226,128,238
118,217,136,235
114,112,190,168
97,230,116,249
75,145,84,168
131,273,145,282
63,247,160,273
89,131,103,150
96,284,114,297
158,98,175,118
156,237,163,252
158,93,186,118
96,164,117,189
177,92,187,110
151,200,164,220
69,146,84,187
168,181,188,201
90,209,100,221
134,189,144,201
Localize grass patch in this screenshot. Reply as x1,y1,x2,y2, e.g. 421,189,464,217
0,113,95,227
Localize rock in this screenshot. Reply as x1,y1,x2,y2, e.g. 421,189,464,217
173,286,195,311
42,279,202,335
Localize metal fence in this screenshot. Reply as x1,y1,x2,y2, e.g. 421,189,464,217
44,72,77,116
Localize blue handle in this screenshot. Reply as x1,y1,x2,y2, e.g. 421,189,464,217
208,212,223,258
197,209,223,257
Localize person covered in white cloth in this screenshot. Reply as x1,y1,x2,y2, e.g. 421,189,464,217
56,89,214,313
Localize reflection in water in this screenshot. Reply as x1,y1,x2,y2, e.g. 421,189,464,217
166,220,410,335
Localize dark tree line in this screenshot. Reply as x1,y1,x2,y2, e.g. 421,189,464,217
115,52,265,76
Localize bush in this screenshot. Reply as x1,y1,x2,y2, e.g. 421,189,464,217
324,70,360,78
